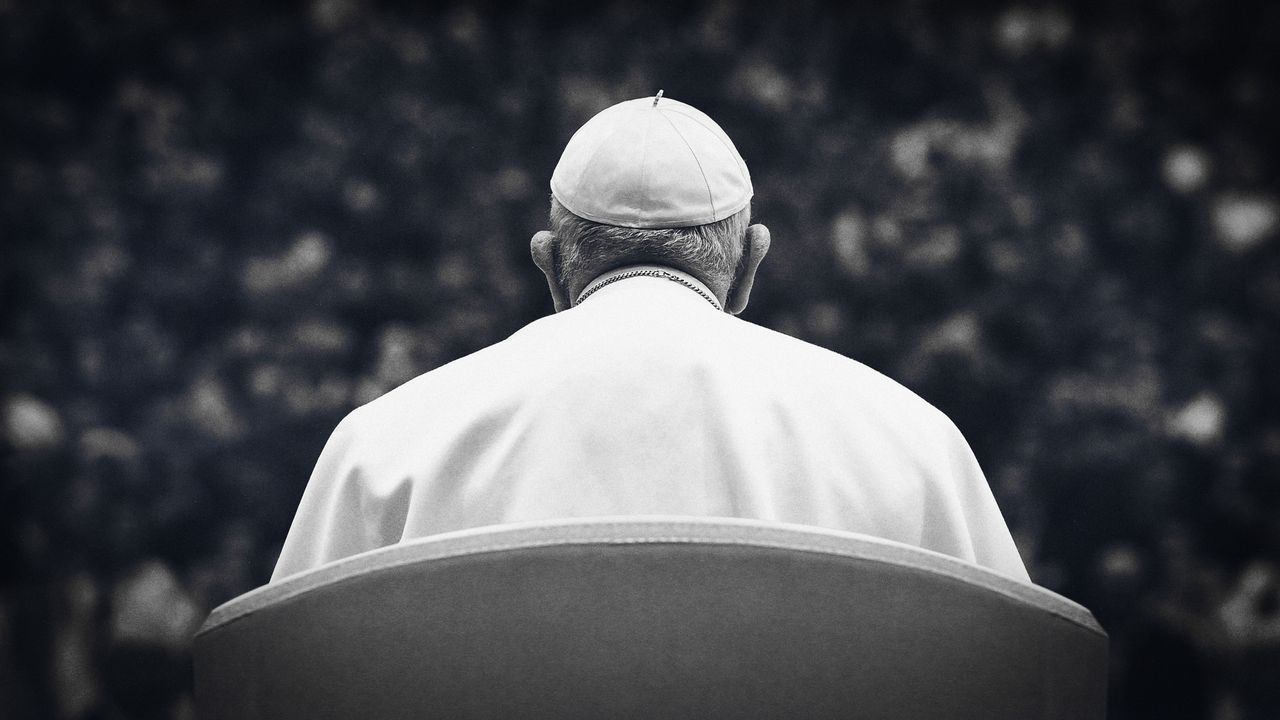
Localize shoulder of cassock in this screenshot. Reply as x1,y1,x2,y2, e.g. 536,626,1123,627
273,290,1027,582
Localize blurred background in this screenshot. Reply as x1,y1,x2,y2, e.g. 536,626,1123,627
2,0,1278,717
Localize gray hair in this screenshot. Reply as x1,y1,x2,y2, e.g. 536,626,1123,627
549,197,750,293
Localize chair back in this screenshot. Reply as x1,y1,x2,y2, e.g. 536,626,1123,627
194,517,1108,719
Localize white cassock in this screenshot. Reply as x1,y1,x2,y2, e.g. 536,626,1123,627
272,266,1030,583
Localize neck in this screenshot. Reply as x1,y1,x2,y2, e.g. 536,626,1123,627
574,264,723,311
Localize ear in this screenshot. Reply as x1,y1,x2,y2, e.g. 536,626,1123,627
530,230,572,312
726,224,770,315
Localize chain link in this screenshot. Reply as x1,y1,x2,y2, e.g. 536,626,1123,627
575,269,722,311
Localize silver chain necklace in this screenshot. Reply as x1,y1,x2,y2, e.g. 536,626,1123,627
575,268,722,311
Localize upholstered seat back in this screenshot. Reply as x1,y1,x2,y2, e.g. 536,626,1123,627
194,517,1107,719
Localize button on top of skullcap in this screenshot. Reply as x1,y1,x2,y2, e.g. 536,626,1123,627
550,95,753,229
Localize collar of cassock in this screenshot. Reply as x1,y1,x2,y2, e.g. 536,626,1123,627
573,264,723,312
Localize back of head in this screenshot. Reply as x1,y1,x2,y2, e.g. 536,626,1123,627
547,197,750,295
548,94,754,296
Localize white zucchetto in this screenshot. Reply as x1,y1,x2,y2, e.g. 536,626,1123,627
550,94,753,229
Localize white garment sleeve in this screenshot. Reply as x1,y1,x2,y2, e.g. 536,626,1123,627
924,416,1031,582
270,411,411,582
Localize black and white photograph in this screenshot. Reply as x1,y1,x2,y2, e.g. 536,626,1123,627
2,1,1278,718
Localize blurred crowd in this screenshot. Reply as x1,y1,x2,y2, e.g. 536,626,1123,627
2,1,1278,718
